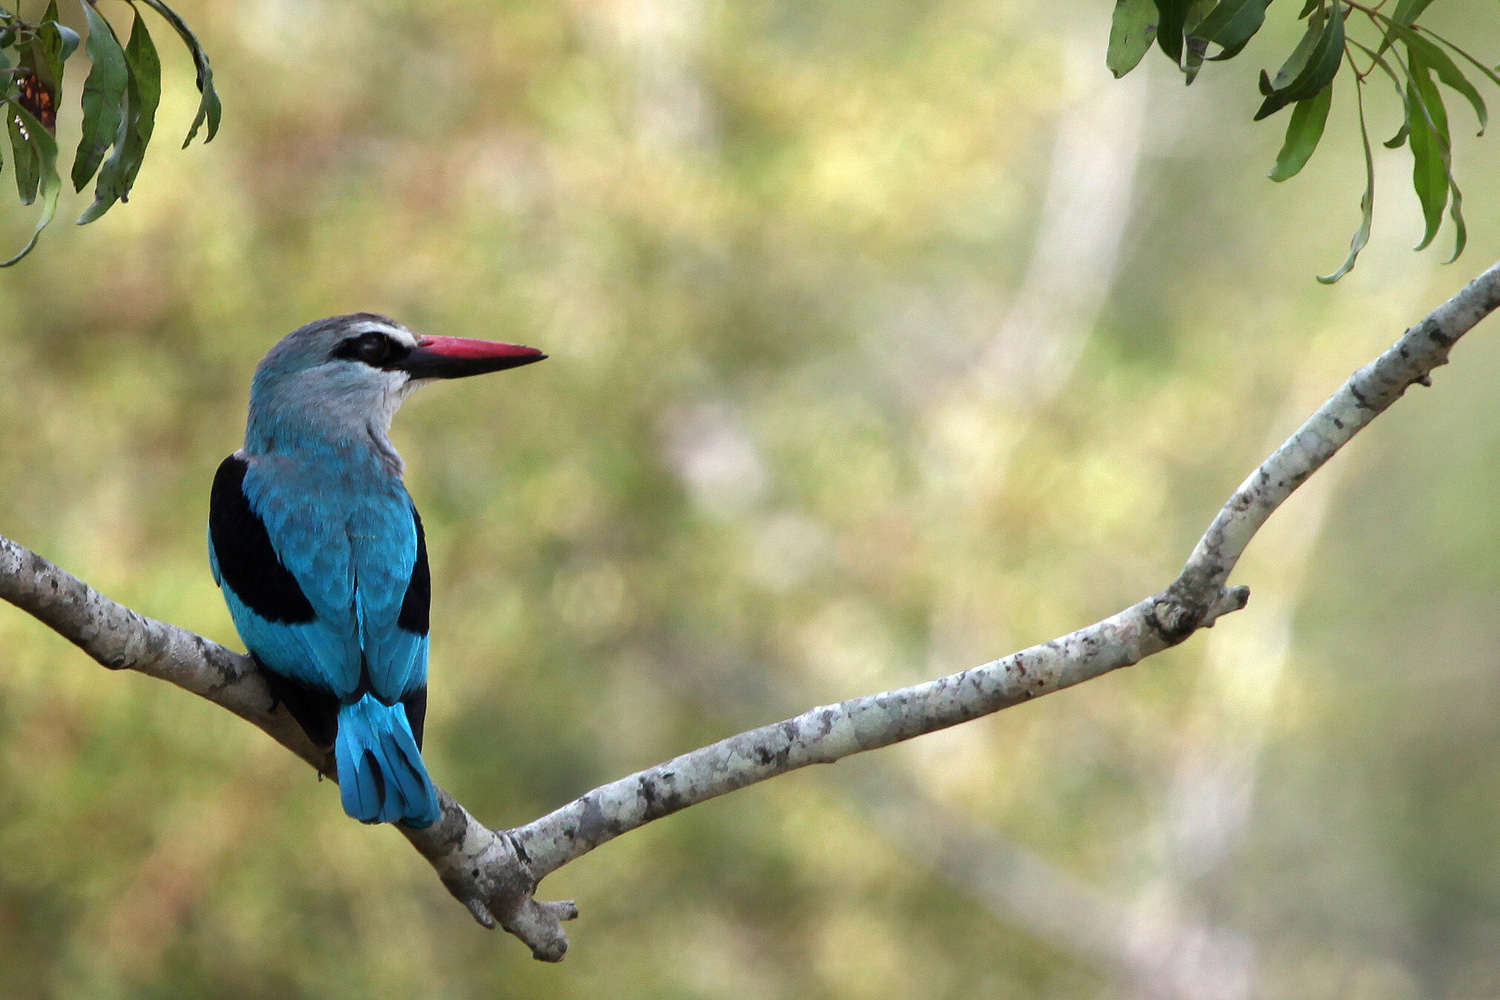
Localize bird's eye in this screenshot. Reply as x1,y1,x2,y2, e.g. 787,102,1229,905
331,330,415,368
354,334,392,365
333,332,399,366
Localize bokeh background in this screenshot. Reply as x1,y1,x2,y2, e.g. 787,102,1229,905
3,0,1500,997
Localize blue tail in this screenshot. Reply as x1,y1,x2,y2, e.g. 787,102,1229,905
334,695,440,828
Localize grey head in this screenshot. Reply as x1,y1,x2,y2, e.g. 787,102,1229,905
244,312,545,459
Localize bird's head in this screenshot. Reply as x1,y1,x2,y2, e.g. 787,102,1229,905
246,313,545,452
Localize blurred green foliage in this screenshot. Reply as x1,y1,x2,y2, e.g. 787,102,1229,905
1,1,1500,998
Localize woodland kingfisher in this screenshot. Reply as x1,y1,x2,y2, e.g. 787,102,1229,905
209,314,545,827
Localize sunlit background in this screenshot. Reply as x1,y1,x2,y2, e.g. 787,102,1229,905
3,0,1500,996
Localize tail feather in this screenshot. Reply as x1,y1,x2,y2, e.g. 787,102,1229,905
335,695,440,827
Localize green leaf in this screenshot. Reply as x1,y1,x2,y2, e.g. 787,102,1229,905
7,103,38,203
1348,38,1412,147
78,8,159,225
1180,0,1214,79
1415,25,1500,91
1258,7,1324,95
1256,2,1343,121
1183,32,1209,82
1319,77,1374,283
0,100,59,266
73,0,129,191
1108,0,1158,77
1372,0,1438,59
31,2,75,92
1154,0,1190,63
1444,172,1466,264
1406,48,1466,262
1418,41,1485,136
137,0,220,146
1385,110,1411,149
1377,23,1488,135
1206,33,1254,62
1269,81,1332,181
1391,0,1436,26
1194,0,1271,52
1406,51,1449,252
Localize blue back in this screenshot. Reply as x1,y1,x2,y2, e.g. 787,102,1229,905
209,445,429,705
209,314,448,826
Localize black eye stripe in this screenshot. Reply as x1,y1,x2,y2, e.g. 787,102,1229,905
332,332,413,369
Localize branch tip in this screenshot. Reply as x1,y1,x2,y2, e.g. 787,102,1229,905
465,898,496,929
501,898,575,962
1205,585,1251,626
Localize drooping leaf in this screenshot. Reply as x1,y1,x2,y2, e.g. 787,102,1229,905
1415,24,1500,91
78,9,159,224
1197,0,1273,57
1406,51,1449,252
1179,0,1216,79
1375,22,1488,135
1406,48,1465,262
30,1,78,117
1348,37,1412,148
1183,32,1210,82
1206,34,1254,62
1259,7,1325,96
1256,2,1343,120
1417,41,1486,136
0,100,60,266
12,21,60,137
1391,0,1437,26
73,0,129,191
1270,81,1332,181
36,1,78,66
1290,3,1345,102
137,0,220,146
1108,0,1159,78
1154,0,1190,63
1373,0,1440,59
1319,78,1374,283
7,102,39,203
1444,171,1466,264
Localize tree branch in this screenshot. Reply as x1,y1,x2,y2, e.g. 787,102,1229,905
2,260,1498,960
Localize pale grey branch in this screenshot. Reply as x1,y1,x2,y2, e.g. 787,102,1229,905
1,259,1497,960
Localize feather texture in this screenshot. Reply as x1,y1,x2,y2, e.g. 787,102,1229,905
208,314,538,828
207,315,443,827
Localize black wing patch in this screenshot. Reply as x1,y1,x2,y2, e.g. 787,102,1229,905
258,655,341,748
210,455,317,624
402,685,428,749
397,505,430,635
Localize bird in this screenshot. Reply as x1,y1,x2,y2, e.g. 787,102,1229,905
208,313,545,827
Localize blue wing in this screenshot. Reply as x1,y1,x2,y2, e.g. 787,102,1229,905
350,494,430,702
209,454,431,715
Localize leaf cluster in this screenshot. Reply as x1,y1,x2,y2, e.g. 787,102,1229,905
0,0,219,266
1108,0,1499,281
